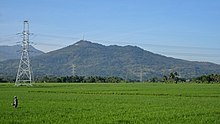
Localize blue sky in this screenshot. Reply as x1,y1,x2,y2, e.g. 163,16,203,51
0,0,220,64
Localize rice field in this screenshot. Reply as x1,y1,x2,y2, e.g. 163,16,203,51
0,83,219,123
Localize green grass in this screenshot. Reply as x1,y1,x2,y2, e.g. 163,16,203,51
0,83,220,123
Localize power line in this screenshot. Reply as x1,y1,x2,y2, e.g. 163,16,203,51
1,33,219,60
91,39,220,51
141,43,220,51
35,33,79,40
1,33,220,51
159,52,220,58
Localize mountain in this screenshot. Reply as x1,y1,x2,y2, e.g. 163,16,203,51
0,45,44,61
0,40,220,80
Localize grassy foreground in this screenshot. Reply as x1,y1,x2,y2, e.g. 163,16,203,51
0,83,219,124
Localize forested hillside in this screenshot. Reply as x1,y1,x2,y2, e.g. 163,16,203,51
0,40,220,80
0,45,44,61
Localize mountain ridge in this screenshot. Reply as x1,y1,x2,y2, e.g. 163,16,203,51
0,40,220,80
0,45,44,61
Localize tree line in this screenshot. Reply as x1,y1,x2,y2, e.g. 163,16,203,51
0,73,220,83
149,73,220,83
31,75,124,83
192,74,220,83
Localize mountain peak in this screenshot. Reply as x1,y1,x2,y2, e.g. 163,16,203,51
73,40,98,47
74,40,92,46
72,40,105,49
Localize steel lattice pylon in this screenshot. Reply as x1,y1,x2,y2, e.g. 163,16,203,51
15,21,32,86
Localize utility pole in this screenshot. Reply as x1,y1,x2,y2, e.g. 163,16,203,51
15,21,33,86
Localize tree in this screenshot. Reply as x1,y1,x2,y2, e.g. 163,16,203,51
0,77,7,83
169,72,179,83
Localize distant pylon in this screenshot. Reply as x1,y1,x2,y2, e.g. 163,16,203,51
72,64,76,76
15,21,32,86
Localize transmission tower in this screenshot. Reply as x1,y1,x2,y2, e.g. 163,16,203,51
132,66,148,82
72,64,76,76
15,21,33,86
